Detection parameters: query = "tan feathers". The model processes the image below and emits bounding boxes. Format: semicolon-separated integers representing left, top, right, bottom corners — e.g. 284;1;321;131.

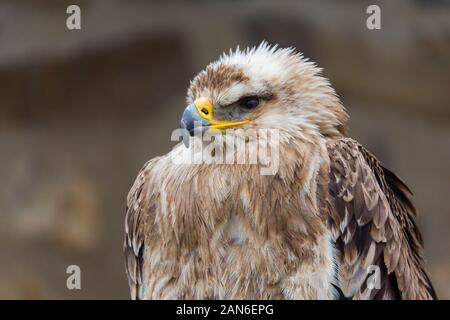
124;43;435;300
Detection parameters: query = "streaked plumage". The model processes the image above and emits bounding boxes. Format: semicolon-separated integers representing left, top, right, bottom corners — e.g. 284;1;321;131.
124;42;436;299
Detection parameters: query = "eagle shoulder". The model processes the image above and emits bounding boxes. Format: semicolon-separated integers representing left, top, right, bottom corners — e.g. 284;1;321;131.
326;137;436;299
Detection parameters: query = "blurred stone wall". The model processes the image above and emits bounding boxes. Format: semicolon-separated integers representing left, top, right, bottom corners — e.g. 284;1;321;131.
0;0;449;299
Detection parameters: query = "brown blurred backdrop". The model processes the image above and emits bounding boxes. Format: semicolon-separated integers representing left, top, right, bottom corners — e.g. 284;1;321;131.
0;0;449;299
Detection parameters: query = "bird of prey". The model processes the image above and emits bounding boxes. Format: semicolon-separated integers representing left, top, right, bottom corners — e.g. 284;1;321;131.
124;42;436;300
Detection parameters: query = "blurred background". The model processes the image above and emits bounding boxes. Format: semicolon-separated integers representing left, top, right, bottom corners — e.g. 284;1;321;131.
0;0;449;299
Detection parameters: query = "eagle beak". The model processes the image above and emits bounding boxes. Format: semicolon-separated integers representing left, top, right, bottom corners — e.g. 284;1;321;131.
180;103;210;136
180;97;251;138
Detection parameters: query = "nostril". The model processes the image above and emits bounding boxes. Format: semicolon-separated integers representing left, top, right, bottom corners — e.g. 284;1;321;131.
201;108;209;115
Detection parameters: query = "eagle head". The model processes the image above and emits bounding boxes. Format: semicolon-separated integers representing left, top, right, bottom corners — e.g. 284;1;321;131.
181;41;348;141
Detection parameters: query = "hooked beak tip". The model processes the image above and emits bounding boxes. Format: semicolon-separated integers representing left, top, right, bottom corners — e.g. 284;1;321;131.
180;104;208;137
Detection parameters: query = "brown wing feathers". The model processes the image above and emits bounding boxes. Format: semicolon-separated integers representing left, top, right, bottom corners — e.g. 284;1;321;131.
124;161;153;300
327;138;436;299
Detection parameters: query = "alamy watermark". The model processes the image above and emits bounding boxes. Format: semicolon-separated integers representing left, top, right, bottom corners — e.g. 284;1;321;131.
64;5;381;32
66;265;81;290
366;265;381;290
66;5;81;30
366;5;381;30
171;127;280;176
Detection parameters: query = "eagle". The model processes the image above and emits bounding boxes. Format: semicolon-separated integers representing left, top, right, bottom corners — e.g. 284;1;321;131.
124;42;436;300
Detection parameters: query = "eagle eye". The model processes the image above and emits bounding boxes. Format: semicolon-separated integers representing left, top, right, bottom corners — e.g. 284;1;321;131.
239;96;260;110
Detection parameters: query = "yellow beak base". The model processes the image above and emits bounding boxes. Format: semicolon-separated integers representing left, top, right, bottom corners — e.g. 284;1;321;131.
193;97;251;129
